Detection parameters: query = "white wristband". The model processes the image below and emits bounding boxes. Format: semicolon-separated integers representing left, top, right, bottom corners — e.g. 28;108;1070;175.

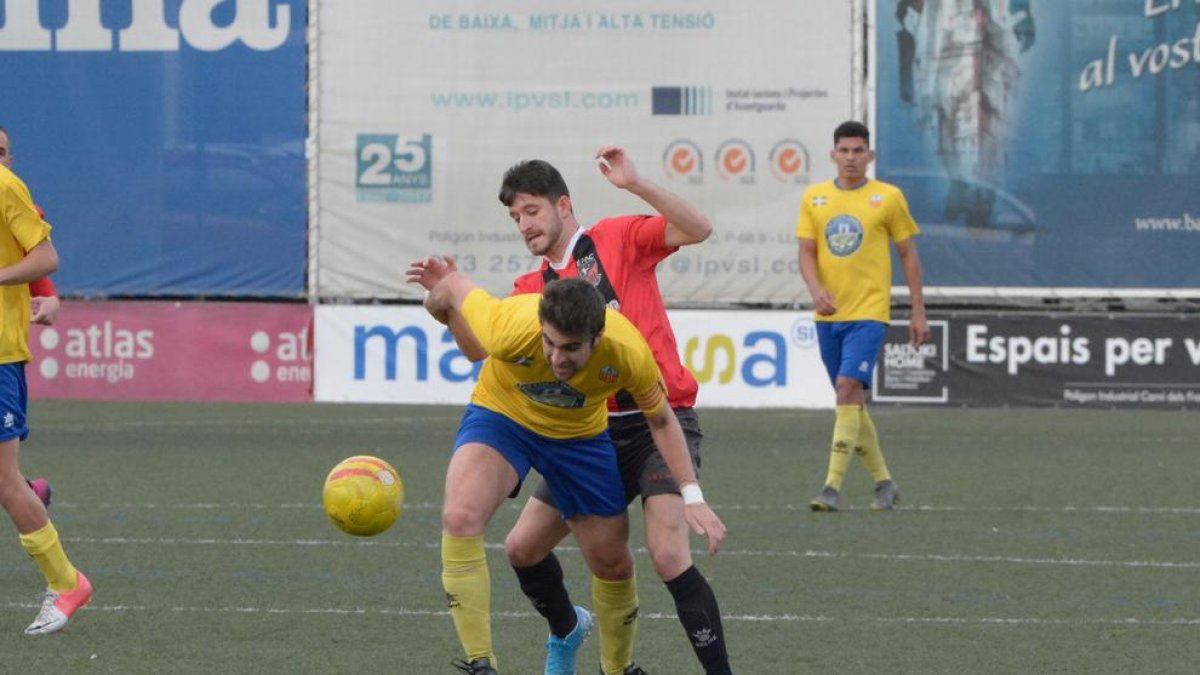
680;483;705;505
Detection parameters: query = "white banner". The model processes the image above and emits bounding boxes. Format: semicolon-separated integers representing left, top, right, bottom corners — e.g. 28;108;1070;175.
314;305;832;408
312;0;853;304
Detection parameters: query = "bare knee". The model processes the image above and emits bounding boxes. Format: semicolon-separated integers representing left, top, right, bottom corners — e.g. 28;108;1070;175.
588;550;634;581
441;504;488;538
504;527;554;567
834;378;865;405
647;539;692;581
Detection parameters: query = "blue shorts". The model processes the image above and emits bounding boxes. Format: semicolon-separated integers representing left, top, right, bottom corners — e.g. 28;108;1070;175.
0;363;30;442
453;404;624;519
816;321;887;387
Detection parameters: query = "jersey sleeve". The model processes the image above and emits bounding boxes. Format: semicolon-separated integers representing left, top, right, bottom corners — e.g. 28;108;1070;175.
887;188;920;243
461;288;532;361
3;178;52;252
601;215;673;270
29;276;57;297
794;188;817;240
616;323;669;417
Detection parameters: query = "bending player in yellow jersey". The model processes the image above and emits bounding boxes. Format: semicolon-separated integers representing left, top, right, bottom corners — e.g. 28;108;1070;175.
795;120;931;512
406;256;726;675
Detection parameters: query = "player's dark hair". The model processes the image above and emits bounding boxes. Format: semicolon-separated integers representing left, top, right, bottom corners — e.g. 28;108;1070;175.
833;120;870;146
539;278;606;340
498;159;570;206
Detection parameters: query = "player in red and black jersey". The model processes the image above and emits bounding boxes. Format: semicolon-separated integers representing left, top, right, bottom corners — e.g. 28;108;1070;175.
501;148;734;675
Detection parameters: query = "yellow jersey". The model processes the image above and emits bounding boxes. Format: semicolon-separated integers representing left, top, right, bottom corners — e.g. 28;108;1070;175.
795;178;918;323
461;288;667;439
1;166;52;364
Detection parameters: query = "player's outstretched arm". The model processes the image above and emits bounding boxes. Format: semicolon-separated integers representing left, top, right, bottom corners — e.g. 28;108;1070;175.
595;144;712;247
406;256;489;359
644;407;727;556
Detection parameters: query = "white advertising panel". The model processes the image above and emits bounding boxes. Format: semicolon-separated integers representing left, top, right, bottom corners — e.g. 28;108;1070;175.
313;1;853;304
314;305;832;408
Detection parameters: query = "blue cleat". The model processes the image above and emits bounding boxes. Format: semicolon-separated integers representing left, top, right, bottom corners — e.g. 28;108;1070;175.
545;605;594;675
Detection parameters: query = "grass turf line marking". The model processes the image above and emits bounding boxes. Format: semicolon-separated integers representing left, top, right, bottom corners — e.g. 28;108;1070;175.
4;601;1198;627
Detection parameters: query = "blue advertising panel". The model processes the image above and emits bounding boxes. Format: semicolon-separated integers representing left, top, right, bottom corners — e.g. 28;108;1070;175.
877;0;1200;289
1;0;306;297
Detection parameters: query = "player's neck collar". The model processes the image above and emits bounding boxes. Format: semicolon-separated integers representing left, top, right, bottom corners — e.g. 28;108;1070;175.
548;226;585;270
834;177;870;191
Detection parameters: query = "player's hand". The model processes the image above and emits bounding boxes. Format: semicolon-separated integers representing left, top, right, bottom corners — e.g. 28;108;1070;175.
684;503;727;556
594;145;639;190
30;295;61;325
811;288;837;316
405;255;458;291
909;311;931;346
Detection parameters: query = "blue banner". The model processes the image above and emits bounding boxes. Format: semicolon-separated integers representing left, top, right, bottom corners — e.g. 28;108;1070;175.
2;0;306;297
877;0;1200;289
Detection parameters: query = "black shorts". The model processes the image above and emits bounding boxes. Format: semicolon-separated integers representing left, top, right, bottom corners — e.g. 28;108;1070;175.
532;407;703;508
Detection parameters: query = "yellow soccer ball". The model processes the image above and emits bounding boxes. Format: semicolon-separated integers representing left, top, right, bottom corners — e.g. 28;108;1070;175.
322;455;404;536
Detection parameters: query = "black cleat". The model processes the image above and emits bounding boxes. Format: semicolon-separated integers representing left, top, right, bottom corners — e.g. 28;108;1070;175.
599;664;649;675
452;657;498;674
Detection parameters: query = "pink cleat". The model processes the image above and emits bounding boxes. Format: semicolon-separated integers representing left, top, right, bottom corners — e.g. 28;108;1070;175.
27;478;52;508
24;571;93;635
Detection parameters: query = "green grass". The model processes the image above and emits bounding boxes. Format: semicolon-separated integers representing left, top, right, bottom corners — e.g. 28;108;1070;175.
3;402;1198;674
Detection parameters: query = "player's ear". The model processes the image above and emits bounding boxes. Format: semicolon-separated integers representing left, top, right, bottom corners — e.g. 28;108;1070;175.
591;328;605;347
556;194;572;218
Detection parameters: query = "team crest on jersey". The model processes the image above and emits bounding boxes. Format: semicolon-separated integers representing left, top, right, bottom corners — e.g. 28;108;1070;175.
870;194;883;208
812;195;828;207
577;253;603;287
824;215;864;257
517;381;586;408
598;365;619;384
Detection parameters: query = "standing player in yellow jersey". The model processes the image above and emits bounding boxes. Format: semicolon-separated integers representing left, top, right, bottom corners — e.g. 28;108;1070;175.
0;163;93;634
2;124;59;508
406;258;726;675
795;120;931;512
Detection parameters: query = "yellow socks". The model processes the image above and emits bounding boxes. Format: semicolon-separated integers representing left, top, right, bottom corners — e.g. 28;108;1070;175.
593;575;638;675
824;404;861;490
856;408;892;483
19;522;78;592
441;533;494;666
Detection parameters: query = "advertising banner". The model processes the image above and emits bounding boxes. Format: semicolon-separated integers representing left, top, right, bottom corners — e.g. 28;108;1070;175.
313;0;853;304
29;301;313;402
873;313;1200;409
876;0;1200;289
4;0;308;297
314;305;833;408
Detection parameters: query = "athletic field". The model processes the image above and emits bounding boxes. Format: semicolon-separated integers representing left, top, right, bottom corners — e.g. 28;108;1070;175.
3;401;1197;674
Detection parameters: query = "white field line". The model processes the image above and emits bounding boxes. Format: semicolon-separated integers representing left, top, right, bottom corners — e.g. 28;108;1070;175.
40;416;464;432
59;501;1200;515
58;536;1200;570
2;600;1198;627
